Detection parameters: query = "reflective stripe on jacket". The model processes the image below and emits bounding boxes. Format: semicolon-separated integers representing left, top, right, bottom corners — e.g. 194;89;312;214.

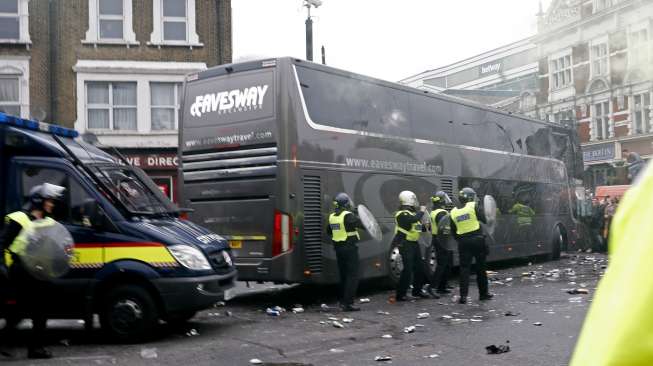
328;211;360;242
450;202;480;235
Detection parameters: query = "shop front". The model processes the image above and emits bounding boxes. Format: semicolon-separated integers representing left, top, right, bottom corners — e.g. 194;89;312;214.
121;149;179;203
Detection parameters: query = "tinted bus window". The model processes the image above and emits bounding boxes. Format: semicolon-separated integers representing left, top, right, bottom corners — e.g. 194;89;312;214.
296;66;412;138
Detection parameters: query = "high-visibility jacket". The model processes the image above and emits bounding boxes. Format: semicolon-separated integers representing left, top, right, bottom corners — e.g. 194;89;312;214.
394;210;422;242
450;202;480;235
328;211;360;242
9;217;57;257
3;211;33;266
570;163;653;366
430;208;447;235
509;203;535;226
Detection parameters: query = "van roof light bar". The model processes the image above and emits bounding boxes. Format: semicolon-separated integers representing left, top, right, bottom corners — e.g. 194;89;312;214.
0;112;79;138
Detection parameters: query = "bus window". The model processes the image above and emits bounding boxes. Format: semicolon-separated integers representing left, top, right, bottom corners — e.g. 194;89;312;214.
296;66;412;138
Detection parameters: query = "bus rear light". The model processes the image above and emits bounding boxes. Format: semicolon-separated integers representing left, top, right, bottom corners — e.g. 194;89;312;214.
273;210;293;257
304;270;311;276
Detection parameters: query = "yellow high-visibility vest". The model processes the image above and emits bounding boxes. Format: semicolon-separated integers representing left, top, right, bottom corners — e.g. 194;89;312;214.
328;211;360;242
430;208;447;235
4;211;33;266
394;210;422;242
509;203;535;226
570;164;653;365
450;202;480;235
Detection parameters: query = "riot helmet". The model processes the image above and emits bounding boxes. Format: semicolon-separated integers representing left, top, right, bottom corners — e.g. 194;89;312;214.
458;187;477;205
431;191;452;207
29;183;66;210
333;192;352;209
398;191;418;208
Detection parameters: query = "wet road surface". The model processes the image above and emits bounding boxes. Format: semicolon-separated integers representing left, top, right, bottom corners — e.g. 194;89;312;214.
2;253;606;365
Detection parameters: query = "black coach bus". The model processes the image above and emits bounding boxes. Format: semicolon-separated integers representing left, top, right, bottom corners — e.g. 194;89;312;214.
178;57;585;284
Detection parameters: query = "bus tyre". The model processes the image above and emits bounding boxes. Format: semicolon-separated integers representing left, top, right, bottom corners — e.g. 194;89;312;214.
100;285;158;343
164;311;197;327
549;226;564;261
386;241;403;287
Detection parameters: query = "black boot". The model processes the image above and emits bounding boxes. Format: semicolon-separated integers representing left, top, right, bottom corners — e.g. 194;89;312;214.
480;293;495;301
425;286;441;299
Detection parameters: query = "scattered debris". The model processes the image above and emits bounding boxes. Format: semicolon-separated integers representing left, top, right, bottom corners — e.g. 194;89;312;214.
266;308;281;316
533;322;543;326
470;318;483;322
486;342;511;354
140;348;158;359
569;297;583;303
512;319;524;324
441;315;453;320
292;307;305;314
425;354;439;359
359;298;371;303
375;355;392;362
417;312;430;319
59;339;70;346
186;328;199;337
505;277;514;282
342;318;354;323
567;288;589;295
225;311;233;317
332;321;345;328
504;311;519;317
381;334;393;339
330;348;344;353
404;326;416;333
249;359;263;365
321;304;330;311
377;311;390;315
327;317;338;321
319;321;327;325
214;301;226;307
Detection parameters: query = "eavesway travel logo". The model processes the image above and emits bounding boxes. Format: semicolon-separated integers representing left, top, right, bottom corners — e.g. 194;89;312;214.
190;85;269;117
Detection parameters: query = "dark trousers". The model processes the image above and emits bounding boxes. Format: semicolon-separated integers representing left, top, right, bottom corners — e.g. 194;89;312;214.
430;237;453;291
458;236;489;299
396;241;425;298
334;243;359;306
4;261;49;349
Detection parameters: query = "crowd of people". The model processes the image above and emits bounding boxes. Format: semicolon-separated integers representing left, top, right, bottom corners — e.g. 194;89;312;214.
588;195;620;252
327;187;492;311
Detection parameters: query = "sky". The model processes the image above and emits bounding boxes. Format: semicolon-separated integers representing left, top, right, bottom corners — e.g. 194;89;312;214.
232;0;553;82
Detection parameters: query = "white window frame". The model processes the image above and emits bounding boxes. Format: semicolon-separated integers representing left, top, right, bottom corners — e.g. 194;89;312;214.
86;81;138;131
592;100;611;141
149;0;202;47
590;37;610;78
84;0;138;46
0;57;29;118
74;60;206;148
628;22;650;71
149;82;181;131
549;51;573;90
0;0;30;44
593;0;613;13
631;92;651;135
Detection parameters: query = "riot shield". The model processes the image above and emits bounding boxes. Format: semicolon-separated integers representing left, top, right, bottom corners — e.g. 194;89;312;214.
18;220;74;281
357;204;383;242
483;195;498;235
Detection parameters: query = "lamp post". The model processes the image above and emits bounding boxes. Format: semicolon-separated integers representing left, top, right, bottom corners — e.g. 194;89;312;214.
304;0;322;61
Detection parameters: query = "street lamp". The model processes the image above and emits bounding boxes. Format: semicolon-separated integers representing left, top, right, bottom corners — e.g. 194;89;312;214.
304;0;322;61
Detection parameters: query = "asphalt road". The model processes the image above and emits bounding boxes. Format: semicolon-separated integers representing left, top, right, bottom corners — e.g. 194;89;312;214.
3;253;607;365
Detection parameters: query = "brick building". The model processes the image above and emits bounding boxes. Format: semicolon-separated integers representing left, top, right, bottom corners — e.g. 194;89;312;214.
0;0;232;201
527;0;653;188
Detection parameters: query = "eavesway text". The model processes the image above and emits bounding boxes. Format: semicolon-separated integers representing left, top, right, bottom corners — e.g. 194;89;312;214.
190;85;269;117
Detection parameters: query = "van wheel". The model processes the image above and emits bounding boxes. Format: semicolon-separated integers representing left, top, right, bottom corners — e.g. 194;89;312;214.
100;285;158;343
386;242;403;287
164;311;197;326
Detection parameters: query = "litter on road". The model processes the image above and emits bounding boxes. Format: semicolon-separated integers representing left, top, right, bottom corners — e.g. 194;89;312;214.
375;355;392;362
140;348;158;359
567;288;590;295
249;359;262;364
425;354;439;359
533;322;543;326
377;311;390;315
266;308;281;316
186;329;199;337
292;307;305;313
381;334;393;339
404;326;416;333
332;321;345;328
359;298;371;303
417;312;430;319
330;348;344;353
486;343;511;354
342;318;354;323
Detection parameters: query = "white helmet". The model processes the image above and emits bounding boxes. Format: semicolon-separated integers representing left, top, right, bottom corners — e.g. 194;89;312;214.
398;190;418;207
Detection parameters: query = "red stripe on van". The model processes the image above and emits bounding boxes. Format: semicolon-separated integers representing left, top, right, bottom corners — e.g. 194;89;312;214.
74;242;164;248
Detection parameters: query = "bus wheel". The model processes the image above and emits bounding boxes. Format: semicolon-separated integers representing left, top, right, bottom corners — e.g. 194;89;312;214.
100;284;158;343
549;226;565;261
386;242;404;287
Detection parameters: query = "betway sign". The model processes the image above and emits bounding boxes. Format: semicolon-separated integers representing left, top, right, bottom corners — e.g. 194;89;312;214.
479;61;502;75
190;85;269;118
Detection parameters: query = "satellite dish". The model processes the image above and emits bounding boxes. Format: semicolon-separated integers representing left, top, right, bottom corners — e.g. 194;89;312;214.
357;204;382;243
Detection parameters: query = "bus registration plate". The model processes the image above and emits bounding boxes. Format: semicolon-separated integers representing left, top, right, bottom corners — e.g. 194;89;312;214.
229;240;243;249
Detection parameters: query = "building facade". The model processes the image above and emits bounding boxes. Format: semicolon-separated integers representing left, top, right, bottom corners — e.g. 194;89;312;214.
531;0;653;188
0;0;232;202
402;0;653;189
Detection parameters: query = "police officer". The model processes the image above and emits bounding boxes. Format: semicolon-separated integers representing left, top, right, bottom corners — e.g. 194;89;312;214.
394;191;429;301
426;191;453;298
326;193;364;312
450;187;493;304
0;183;65;359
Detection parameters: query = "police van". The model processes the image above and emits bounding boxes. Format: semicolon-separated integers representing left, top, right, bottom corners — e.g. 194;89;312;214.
0;112;236;342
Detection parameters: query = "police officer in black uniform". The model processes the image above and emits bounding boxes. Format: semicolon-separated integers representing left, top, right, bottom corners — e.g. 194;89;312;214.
326;193;365;312
426;191;453;298
450;187;494;304
394;191;429;301
0;183;64;359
